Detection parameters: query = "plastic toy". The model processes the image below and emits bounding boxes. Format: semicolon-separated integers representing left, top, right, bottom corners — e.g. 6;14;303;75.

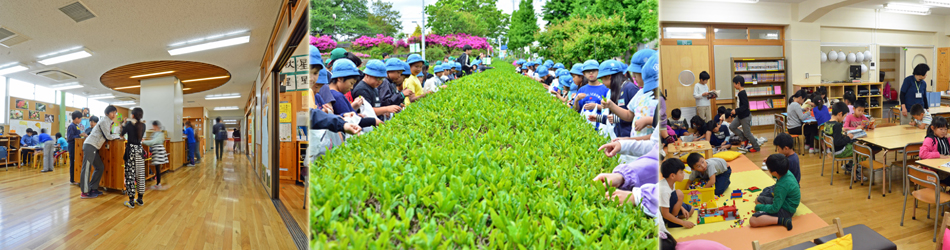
730;189;743;199
685;187;718;208
747;186;762;193
697;200;740;225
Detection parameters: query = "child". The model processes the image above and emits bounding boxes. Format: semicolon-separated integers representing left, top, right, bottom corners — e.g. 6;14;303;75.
685;116;706;142
704;120;731;153
184;121;197;167
19;129;35;166
143;120;170;190
38;128;54;173
786;90;818;153
693;71;712;121
750;154;800;231
824;102;854;158
843;100;874;131
424;65;445;93
910;103;933;130
120;108;146;208
404;54;428;102
80;105;120;199
329;59;365;115
592;146;661;209
812;93;831;126
84;117;98;136
660;158;695;229
772;133;801;183
685;153;732;196
668;108;688;136
919;117;950;187
730;75;760;152
843;92;856;115
67;111;82;184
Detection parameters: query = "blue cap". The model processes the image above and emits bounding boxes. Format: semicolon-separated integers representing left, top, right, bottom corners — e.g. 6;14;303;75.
454;62;461;71
537;66;549;77
316;68;329;84
330;59;359;80
553;63;564;69
434;65;443;73
363;59;387;78
517;59;525;65
628;49;657;73
543;60;553;68
522;64;528;70
525;61;534;67
570;63;584;75
385;58;404;72
596;60;625;78
555;69;570;77
642;54;659;93
310;45;323;68
582;60;599;71
402;61;411;75
559;74;573;89
406;54;424;65
417;72;424;77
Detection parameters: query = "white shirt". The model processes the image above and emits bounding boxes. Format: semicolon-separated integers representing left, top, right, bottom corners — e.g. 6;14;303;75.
658;178;673;208
693;83;710;107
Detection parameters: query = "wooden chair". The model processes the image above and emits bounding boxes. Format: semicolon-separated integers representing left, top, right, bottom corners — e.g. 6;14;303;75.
55;151;69;167
821;133;850;185
900;143;923;196
752;218;844;250
937;212;950;249
853;142;889;199
773;113;784;139
31;151;43;169
902;165;950;241
777;116;807;154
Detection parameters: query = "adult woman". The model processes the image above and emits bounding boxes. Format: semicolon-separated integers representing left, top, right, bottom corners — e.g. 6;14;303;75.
120;108;147;208
901;64;930;124
786;90;818;153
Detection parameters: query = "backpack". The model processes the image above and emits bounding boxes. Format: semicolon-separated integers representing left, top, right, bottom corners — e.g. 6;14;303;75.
883;81;895;101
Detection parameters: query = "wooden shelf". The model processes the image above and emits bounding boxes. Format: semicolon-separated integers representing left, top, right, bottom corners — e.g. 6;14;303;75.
735;70;785;73
747;94;786;98
751;107;786;111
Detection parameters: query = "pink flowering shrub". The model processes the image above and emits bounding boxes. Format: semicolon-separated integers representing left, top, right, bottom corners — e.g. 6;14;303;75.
352;34;395;49
310;35;337;51
406;33;492;50
395;39;408;48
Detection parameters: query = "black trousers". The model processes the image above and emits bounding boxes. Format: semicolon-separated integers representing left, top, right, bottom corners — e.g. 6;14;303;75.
215;140;224;159
68;143;75;183
788;123;818;148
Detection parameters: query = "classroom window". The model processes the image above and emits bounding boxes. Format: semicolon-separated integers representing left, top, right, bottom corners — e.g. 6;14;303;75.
89;99;107;118
73;95;87;109
9;79;34;100
0;77;5;124
750;29;780;40
663;27;706;39
34;85;54;104
714;28;747;39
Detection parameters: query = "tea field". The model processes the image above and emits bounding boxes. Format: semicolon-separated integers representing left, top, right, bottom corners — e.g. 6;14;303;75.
310;61;658;249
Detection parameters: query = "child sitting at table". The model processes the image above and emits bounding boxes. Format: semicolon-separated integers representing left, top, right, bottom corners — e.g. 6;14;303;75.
750;154;800;231
812;93;831;127
660;158;695;229
669;108;688;136
919;117;950;187
685;153;732;196
842;92;856;115
843;100;874;131
910;103;933;130
825;102;858;176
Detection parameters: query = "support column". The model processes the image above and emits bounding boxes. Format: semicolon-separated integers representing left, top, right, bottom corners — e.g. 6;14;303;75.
785;21;822;93
140;76;183;142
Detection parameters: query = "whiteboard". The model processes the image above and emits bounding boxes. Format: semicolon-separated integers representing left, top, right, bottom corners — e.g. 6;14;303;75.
10;119;51;135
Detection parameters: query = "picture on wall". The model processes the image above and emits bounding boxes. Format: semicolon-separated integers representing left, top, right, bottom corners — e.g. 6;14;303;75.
82;108;90;118
29;111;39;120
10;110;22;120
15;99;28;110
36;103;47;112
45;114;54;123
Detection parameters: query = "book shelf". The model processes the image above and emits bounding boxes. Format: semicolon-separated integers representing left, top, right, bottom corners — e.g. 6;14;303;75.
297;141;308;184
0;134;19;169
731;57;787;127
794;82;885;119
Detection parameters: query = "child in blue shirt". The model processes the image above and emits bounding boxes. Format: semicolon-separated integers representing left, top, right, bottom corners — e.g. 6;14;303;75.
56;132;67;151
184;121;197;166
812;93;831;126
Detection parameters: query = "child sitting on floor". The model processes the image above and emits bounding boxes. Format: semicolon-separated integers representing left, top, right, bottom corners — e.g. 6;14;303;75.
685;153;732;196
669;108;689;136
703;120;731;153
750;154;800;231
910;103;933;130
660;158;695;229
772;133;801;183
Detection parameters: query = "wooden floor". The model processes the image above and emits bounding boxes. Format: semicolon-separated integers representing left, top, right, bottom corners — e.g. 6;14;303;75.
745;127;938;249
0;147;297;249
279;180;306;229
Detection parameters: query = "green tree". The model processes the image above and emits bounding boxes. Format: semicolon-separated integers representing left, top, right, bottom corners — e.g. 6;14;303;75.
367;0;402;37
310;0;372;38
508;0;538;54
635;0;659;43
542;0;574;26
411;24;422;38
424;0;509;38
536;15;632;64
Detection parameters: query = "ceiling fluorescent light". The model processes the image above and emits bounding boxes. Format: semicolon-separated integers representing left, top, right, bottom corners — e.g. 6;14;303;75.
921;0;950;7
214;106;239;111
87;94;114;100
205;93;241;100
182;75;229;83
38;48;92;65
182;88;192;90
114;85;140;90
0;63;28;76
130;71;175;78
51;82;82;90
884;3;931;15
111;101;136;106
168;34;251;56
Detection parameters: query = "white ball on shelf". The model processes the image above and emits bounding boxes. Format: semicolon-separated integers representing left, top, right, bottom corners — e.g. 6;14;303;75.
837;51;846;62
861;63;868;73
864;50;873;61
821;51;827;62
855;52;864;62
847;52;856;63
828;50;838;61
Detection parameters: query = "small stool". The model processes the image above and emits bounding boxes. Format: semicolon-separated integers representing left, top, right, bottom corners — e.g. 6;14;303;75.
55;151;69;167
32;152;43;169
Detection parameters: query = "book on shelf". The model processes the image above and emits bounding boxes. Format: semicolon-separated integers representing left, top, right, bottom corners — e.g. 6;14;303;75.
734;60;784;72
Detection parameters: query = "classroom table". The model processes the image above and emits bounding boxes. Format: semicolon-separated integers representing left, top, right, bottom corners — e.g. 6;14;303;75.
890;106;950;123
855;125;928;194
17;147;39;168
915;158;950;173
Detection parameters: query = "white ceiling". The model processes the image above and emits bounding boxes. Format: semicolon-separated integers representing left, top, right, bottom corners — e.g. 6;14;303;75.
0;0;282;111
757;0;950;15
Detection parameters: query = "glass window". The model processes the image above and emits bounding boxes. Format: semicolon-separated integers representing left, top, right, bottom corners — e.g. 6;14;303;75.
750;29;780;40
0;77;5;124
89;99;107;118
9;79;34;99
34;85;54;104
715;28;747;39
73;95;87;109
663;27;706;39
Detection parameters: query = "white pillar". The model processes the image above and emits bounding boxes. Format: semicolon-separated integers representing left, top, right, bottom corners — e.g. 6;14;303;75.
140;76;184;142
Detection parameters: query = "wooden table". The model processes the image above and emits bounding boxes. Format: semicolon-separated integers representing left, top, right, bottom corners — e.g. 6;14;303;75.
666;141;714;159
916;158;950;173
929;106;950;117
853;125;927;194
17;147;38;168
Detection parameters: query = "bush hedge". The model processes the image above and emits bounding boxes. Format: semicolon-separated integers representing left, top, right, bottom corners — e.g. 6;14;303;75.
310;61;657;249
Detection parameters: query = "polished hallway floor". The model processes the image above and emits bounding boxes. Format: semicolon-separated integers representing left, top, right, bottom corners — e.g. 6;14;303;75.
0;149;297;249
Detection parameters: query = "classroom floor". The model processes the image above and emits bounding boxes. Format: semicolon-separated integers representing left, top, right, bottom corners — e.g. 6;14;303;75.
279;180;306;230
744;127;938;249
0;147;297;249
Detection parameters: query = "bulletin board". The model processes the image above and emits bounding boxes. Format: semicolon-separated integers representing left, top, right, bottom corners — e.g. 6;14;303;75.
10;119;52;135
279;55;309;92
10;99;60;134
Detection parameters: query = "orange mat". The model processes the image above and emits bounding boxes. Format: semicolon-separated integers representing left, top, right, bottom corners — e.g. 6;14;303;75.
675;213;829;250
729;155;763;173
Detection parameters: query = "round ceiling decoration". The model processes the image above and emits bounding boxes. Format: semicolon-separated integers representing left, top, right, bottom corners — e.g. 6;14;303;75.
100;60;231;95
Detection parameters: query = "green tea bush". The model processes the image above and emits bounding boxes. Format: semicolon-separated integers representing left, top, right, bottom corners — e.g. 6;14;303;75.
310;61;657;249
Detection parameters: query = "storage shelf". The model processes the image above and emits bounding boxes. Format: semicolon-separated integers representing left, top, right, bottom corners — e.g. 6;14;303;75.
735;70;785;73
751;107;786;111
747;94;786;98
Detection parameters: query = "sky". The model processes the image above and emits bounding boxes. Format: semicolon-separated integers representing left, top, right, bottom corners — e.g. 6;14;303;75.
379;0;548;38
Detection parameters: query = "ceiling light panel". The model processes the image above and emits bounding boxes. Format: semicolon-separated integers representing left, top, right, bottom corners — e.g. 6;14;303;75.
168;31;251;56
884;3;931;15
38;47;92;65
130;71;175;78
205;93;241;100
182;75;229;83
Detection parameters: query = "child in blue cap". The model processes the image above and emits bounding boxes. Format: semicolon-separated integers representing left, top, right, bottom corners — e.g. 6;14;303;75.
308;46;360;142
352;59;401;120
425;65;447;93
404;54;428;103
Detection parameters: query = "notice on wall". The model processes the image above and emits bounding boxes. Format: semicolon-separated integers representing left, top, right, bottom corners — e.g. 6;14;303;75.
10;119;51;135
279;123;292;142
279;102;292;123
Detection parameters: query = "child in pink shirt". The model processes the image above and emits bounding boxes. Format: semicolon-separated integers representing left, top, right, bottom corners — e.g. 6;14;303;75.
843;101;872;130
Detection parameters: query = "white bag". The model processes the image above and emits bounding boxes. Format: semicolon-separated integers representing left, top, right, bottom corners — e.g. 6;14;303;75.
357;99;377;134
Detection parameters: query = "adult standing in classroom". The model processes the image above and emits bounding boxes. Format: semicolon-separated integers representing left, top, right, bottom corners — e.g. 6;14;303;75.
901;64;930;125
213;117;226;161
